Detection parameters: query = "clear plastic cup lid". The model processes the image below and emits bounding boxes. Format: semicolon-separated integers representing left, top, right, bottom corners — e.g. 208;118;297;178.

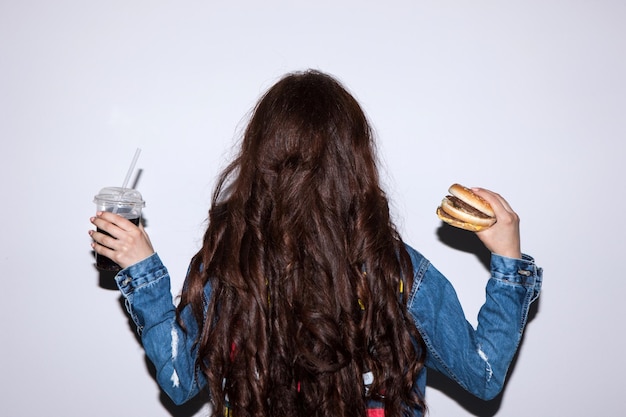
94;187;145;206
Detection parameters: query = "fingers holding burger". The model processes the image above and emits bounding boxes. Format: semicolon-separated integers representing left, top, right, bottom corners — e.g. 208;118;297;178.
436;184;522;259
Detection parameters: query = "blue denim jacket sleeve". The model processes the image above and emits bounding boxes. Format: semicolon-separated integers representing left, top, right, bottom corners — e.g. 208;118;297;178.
405;244;542;401
115;253;208;405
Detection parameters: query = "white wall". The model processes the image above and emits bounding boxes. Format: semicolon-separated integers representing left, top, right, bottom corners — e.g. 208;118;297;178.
2;1;625;416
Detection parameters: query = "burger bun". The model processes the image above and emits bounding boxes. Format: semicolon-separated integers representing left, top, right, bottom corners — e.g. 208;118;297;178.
436;184;496;232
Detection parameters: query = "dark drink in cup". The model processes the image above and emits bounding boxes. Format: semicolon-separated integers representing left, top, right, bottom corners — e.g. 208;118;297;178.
93;187;145;271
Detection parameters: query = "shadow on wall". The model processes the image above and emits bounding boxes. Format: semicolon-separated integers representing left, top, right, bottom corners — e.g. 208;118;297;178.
431;224;541;416
91;212;209;417
436;224;491;270
116;296;210;417
426;367;503;416
425;313;538;417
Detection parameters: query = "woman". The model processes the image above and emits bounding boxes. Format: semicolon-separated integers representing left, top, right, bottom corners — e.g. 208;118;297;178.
90;70;542;417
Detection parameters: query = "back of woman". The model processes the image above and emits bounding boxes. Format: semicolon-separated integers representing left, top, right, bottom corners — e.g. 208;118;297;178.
90;69;542;417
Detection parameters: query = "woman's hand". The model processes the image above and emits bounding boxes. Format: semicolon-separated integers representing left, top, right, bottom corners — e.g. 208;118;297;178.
89;211;155;269
471;187;522;259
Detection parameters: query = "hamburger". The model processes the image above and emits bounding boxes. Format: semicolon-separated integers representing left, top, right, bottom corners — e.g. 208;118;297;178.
436;184;496;232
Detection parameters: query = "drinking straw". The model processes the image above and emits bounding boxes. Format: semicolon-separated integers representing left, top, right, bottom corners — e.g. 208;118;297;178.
112;148;141;215
122;148;142;190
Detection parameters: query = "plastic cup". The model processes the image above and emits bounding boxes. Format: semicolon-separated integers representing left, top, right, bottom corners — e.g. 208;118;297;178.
93;187;145;271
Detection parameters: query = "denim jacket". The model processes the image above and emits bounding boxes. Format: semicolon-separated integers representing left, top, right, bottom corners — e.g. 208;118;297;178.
115;244;542;416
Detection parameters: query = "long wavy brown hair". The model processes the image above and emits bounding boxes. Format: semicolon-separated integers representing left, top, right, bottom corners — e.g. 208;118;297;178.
178;70;426;417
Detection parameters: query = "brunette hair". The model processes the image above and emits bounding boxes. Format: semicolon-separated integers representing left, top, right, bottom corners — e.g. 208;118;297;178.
179;70;426;416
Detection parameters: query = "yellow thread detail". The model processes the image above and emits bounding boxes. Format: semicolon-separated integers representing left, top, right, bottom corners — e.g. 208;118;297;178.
399;279;404;294
358;298;365;310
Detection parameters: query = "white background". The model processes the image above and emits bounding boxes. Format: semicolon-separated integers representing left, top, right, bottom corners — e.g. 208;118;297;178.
1;1;625;416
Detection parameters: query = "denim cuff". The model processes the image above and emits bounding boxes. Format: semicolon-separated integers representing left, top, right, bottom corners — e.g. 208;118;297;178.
115;252;167;297
490;253;543;288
